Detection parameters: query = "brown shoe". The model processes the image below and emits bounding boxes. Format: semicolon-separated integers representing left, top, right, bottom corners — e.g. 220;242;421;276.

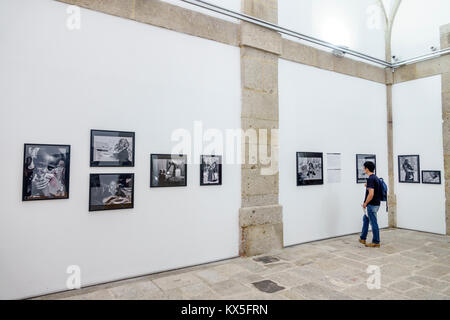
359;239;366;244
365;243;380;248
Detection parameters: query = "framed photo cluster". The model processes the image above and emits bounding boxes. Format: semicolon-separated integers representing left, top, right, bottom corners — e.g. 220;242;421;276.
21;140;443;210
397;154;441;185
22;130;224;210
89;130;136;212
295;152;379;186
295;152;378;186
292;152;443;187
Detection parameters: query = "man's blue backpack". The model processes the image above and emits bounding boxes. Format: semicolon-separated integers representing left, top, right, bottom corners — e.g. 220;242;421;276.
379;177;388;211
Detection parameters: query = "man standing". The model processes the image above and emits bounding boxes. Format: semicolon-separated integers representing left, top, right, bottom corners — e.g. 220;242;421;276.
359;161;381;248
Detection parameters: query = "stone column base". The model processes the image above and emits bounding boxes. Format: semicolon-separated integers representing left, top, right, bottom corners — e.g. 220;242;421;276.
239;204;283;256
387;193;397;228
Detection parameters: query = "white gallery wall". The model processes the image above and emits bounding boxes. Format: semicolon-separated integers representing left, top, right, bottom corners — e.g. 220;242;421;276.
392;75;446;234
0;0;241;299
279;60;389;246
278;0;386;61
391;0;450;60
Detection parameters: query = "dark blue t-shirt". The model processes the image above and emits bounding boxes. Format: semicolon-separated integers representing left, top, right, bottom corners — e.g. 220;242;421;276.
365;174;381;206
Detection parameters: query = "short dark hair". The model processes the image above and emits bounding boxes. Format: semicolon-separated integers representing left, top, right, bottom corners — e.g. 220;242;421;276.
364;161;375;173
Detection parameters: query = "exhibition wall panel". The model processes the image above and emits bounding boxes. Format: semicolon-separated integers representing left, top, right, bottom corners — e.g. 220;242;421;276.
279;59;389;246
392;75;446;234
0;0;241;299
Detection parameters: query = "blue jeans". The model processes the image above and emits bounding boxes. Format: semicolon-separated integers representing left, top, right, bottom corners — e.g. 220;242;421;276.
360;205;380;244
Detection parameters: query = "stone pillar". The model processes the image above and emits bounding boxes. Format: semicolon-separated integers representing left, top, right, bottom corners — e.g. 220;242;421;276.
385;37;397;228
440;23;450;235
239;0;283;256
386;76;397;228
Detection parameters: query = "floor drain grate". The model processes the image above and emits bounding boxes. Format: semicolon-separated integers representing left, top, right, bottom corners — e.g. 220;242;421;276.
252;280;285;293
253;256;280;264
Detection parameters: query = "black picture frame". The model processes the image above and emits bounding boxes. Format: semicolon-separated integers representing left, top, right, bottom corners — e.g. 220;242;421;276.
90;129;135;167
421;170;441;184
356;154;377;183
22;144;71;201
200;155;222;186
398;155;420;183
296;152;324;186
89;173;134;212
150;154;187;188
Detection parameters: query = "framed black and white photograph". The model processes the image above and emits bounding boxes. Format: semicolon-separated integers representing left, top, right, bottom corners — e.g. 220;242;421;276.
356;154;376;183
22;144;71;201
200;155;222;186
422;170;441;184
89;173;134;211
150;154;187;187
398;155;420;183
296;152;323;186
90;130;135;167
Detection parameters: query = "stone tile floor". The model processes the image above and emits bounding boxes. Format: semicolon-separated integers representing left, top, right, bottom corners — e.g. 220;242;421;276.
35;229;450;300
